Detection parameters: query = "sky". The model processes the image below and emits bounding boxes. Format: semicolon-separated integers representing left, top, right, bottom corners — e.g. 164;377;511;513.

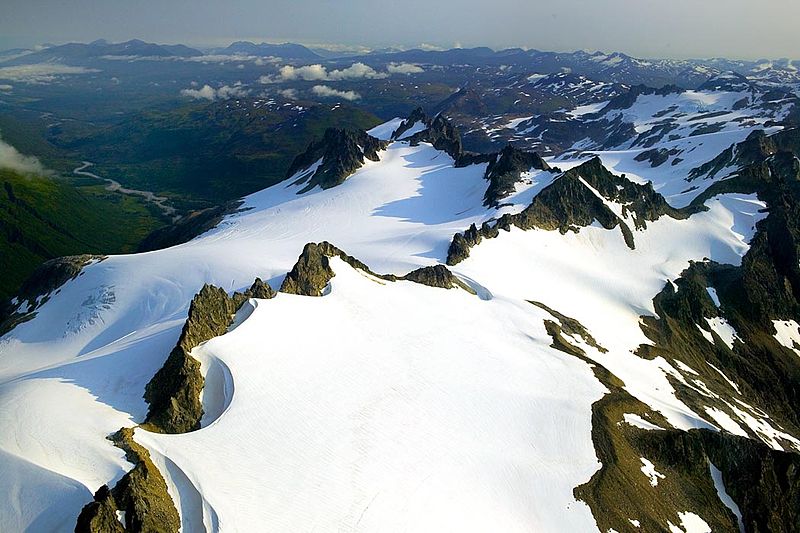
1;0;799;60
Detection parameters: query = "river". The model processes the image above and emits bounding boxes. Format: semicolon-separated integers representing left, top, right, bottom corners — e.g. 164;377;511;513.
73;162;179;221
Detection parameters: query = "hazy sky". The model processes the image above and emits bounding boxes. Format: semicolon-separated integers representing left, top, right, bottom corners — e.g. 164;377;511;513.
2;0;799;60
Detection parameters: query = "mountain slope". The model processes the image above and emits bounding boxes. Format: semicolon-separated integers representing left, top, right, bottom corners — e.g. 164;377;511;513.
1;113;800;532
0;167;163;300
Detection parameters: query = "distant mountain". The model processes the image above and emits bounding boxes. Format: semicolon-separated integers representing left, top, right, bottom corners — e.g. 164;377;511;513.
355;46;800;90
217;41;321;60
0;39;203;65
430;69;799;156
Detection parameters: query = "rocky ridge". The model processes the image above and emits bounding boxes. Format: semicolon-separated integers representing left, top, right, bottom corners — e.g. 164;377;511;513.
447;156;688;264
286;128;388;193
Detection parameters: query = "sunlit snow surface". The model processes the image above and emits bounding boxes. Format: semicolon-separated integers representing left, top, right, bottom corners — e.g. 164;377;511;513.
0;112;792;531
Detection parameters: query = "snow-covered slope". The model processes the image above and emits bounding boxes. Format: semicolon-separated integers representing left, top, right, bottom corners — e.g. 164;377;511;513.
2;113;800;532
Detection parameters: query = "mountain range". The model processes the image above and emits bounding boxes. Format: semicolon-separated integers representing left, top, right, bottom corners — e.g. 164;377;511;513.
3;65;800;530
1;36;800;532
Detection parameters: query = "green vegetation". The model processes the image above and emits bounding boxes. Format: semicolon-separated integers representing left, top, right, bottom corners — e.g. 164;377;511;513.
0;167;164;300
51;100;382;209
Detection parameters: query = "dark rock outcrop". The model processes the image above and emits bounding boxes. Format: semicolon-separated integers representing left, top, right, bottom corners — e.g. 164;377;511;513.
286;128;388;193
531;300;607;355
641;429;800;533
75;485;125;533
446;222;497;265
144;278;275;433
391;107;429;140
634;147;681;168
577;372;800;533
639;152;800;438
1;254;104;335
76;428;180;533
688;128;800;182
401;264;473;292
406;114;465;161
483;144;552;206
447;157;687;264
279;242;338;296
280;241;476;295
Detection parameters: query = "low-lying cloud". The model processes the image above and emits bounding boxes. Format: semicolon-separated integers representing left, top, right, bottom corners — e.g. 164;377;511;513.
180;83;250;101
387;62;424;74
0;63;99;84
0;135;48;175
265;62;389;83
185;54;280;65
311;85;361;101
278;88;298;99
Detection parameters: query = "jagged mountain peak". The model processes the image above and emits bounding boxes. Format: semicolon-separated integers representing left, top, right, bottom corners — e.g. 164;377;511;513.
390;106;431;140
285;127;389;193
483;144;552;207
698;70;754;92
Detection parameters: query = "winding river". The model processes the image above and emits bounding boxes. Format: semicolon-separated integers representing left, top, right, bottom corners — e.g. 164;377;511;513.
73;161;179;220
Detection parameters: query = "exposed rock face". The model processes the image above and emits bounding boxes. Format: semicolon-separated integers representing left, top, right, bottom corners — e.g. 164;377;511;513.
75;485;125;533
447;157;686;264
280;241;475;295
531;300;607;355
585;131;800;532
399;111;494;167
407;114;465;161
689;128;800;181
144;278;275;433
401;264;472;292
391;107;429;140
76;428;180;533
286;128;388;193
247;277;277;300
532;296;800;532
483;144;552;207
1;254;104;335
446;222;497;265
634;147;681;168
279;242;337;296
577;374;800;533
644;429;800;533
637;262;800;436
687;135;800;323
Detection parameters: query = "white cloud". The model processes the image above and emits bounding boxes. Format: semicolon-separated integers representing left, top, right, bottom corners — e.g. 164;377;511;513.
311;85;361;101
181;84;217;100
187;54;279;64
387;62;424;74
0;135;48;175
278;88;298;99
418;43;445;52
328;62;387;80
275;62;388;82
180;83;249;101
279;64;329;81
0;84;12;91
216;84;249;99
0;64;99;84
